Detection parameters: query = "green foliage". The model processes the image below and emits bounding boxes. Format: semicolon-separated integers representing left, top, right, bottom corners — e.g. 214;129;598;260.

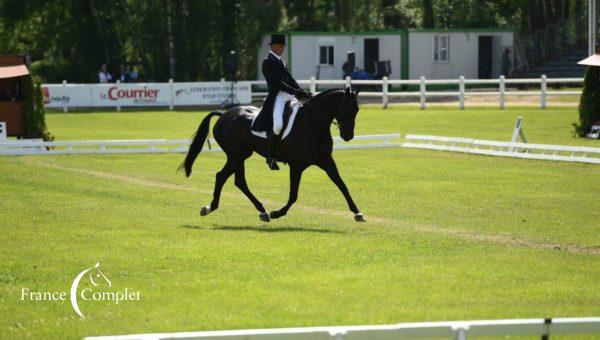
23;76;53;140
574;66;600;137
0;0;587;82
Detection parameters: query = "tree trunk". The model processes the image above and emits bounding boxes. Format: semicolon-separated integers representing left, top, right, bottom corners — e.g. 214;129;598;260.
545;0;556;25
423;0;434;28
166;0;176;80
89;0;111;64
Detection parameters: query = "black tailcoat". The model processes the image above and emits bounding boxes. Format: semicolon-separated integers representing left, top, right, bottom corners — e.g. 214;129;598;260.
251;52;302;132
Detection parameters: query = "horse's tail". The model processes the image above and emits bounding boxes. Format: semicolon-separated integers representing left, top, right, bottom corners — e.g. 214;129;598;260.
178;111;222;177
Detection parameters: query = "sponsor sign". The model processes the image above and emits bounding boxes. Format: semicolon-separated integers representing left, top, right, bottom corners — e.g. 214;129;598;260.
42;85;92;108
173;81;252;105
93;83;171;107
41;81;253;108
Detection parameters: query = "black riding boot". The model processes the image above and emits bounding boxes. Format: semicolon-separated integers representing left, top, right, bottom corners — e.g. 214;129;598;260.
266;131;281;171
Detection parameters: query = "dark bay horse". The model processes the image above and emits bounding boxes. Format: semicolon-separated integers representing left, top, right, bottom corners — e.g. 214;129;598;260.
180;87;365;223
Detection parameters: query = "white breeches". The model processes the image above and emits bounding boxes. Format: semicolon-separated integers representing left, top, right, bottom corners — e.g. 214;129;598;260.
273;91;295;135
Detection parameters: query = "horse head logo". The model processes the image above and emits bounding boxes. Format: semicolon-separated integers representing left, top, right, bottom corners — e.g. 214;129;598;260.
70;263;111;318
175;89;190;97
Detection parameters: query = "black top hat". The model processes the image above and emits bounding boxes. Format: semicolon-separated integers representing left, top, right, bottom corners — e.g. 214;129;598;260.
269;34;286;45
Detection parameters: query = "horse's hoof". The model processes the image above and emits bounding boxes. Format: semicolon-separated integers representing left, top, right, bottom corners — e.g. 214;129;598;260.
200;205;212;216
354;213;366;222
269;210;283;219
259;212;270;222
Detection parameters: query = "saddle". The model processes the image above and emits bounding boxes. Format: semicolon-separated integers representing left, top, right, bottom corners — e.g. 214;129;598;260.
250;100;301;140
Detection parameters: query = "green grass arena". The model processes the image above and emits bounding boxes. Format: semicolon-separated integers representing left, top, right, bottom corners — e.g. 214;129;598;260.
1;106;599;339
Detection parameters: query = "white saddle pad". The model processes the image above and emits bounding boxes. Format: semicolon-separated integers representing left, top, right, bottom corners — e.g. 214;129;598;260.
248;101;301;140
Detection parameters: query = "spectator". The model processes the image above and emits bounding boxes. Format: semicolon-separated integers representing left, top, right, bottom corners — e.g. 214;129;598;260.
118;64;129;83
99;64;112;83
128;65;138;83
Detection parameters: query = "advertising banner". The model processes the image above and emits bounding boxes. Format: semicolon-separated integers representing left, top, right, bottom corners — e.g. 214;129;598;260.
41;81;254;109
92;83;171;107
42;85;92;108
173;81;252;106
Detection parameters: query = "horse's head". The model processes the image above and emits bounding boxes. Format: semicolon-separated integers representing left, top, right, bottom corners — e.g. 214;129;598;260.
336;87;360;141
89;262;111;287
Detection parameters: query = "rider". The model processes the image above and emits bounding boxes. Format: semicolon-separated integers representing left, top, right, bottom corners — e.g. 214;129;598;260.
251;34;312;170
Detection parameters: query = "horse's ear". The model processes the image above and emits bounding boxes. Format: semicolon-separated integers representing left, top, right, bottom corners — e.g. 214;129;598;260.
345;87;351;95
354;88;360;96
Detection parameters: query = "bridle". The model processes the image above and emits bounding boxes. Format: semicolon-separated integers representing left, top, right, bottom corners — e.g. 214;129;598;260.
334;95;357;132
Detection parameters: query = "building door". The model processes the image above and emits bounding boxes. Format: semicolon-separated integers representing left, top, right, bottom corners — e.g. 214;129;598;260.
364;38;379;74
478;36;493;79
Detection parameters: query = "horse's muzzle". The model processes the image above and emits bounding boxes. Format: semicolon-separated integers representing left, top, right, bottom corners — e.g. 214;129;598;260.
341;133;353;142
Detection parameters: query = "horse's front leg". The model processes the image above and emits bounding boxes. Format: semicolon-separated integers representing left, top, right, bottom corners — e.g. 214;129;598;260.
318;156;365;222
269;164;305;219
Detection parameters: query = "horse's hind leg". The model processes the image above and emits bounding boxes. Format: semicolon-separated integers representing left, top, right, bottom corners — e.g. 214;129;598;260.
201;159;236;216
234;162;270;222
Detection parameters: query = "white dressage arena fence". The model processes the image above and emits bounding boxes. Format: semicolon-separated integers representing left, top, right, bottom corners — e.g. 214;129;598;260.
43;76;582;111
0;134;401;156
84;317;600;340
2;133;599;165
251;75;582;109
403;134;600;164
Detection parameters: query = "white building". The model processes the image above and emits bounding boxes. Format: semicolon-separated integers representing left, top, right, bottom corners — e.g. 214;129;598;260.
257;29;514;80
407;29;514;79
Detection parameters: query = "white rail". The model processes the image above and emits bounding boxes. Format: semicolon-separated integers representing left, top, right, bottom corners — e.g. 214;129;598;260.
250;75;583;109
403;134;600;164
0;134;401;156
3;134;597;165
84;317;600;340
44;76;582;112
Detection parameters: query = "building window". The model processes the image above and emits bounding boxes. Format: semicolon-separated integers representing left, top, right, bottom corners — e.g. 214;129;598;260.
319;45;334;65
434;35;450;63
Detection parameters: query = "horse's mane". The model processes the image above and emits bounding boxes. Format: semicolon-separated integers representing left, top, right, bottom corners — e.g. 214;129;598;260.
311;88;344;102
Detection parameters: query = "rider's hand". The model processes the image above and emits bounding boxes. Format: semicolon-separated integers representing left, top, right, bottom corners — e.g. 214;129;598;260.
295;89;311;101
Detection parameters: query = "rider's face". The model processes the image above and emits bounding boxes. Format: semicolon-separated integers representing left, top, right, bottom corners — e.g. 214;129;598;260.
270;44;285;56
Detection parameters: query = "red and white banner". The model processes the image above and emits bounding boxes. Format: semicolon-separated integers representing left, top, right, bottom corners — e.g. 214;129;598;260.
93;83;171;107
42;81;253;109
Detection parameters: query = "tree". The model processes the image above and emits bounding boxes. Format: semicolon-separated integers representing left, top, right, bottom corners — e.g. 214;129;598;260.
23;77;53;141
574;66;600;137
422;0;434;28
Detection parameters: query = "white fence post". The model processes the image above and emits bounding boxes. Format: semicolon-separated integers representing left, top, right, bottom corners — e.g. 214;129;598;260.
382;76;388;109
116;80;121;112
169;78;174;110
419;76;426;109
499;75;506;109
310;76;316;93
541;74;547;109
345;76;351;89
62;80;68;113
459;76;465;109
